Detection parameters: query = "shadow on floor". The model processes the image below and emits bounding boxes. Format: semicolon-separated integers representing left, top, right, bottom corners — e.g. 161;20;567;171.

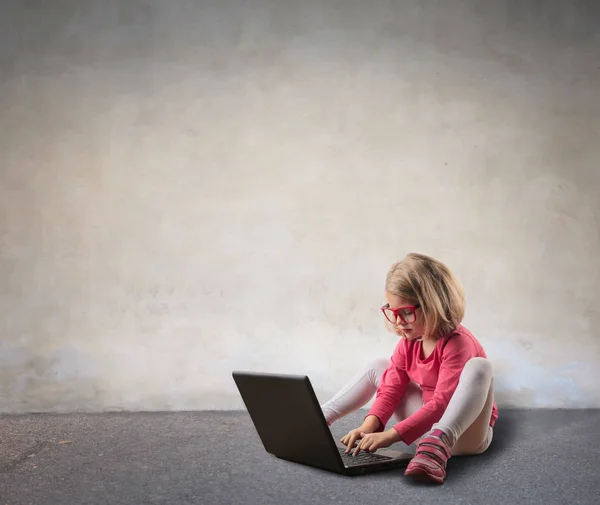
443;410;519;481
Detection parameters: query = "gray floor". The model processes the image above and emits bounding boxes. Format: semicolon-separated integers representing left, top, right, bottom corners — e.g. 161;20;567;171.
1;409;599;505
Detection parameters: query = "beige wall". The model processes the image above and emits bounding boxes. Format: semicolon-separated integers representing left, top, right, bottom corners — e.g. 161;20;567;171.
1;0;599;413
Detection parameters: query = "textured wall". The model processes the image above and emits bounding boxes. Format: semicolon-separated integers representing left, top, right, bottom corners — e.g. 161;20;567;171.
1;0;599;413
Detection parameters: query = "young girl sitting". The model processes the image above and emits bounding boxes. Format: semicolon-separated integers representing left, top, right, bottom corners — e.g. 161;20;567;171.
321;253;498;484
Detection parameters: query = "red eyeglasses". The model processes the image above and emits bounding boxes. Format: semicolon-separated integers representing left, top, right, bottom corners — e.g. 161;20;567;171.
381;303;421;325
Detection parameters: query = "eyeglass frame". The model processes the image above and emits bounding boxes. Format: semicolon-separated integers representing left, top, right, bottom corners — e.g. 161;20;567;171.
381;303;421;325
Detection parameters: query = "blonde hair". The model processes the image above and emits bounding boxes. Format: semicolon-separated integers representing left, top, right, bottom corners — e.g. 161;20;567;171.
385;253;465;338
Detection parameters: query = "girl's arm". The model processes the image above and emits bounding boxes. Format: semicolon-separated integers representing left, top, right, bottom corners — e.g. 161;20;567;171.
365;344;410;431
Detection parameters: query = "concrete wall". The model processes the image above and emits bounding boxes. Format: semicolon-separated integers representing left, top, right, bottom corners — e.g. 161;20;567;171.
1;0;599;414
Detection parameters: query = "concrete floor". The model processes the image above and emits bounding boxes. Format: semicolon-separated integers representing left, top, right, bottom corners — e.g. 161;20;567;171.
1;409;599;505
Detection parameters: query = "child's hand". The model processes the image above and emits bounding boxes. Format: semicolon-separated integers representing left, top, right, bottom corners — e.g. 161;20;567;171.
340;427;368;453
340;416;382;453
352;429;401;456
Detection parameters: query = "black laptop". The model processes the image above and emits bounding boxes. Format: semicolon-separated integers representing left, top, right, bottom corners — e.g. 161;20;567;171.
232;371;413;476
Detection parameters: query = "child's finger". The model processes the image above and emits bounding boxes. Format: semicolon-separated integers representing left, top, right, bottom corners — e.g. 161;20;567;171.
346;434;357;453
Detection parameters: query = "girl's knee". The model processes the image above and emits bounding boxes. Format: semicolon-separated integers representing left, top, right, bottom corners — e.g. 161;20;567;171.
364;358;390;386
366;357;390;375
461;357;493;383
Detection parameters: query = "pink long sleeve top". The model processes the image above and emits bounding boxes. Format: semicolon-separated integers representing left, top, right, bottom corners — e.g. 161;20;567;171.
367;324;499;445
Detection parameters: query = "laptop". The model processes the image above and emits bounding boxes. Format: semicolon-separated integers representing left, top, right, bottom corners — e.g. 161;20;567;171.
232;371;413;476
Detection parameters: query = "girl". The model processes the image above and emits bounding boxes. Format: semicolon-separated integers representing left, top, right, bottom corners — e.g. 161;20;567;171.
321;253;498;484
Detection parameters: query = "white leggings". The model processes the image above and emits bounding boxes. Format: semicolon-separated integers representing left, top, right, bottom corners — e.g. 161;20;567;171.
321;357;495;456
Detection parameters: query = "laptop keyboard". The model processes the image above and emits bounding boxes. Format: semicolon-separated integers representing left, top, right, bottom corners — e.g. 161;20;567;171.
338;447;392;466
